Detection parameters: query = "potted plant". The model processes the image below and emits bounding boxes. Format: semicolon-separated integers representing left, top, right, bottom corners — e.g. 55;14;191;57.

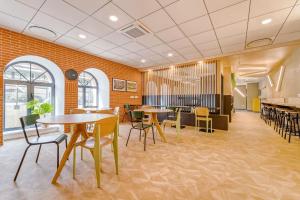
27;99;54;127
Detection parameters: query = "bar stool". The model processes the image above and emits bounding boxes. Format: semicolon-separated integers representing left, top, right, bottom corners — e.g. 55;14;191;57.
284;110;300;143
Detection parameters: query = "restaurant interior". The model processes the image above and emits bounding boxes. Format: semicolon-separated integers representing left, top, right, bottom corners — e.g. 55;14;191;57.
1;0;300;199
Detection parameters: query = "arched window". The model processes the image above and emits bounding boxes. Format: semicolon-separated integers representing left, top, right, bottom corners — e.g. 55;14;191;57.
4;62;55;131
78;71;98;108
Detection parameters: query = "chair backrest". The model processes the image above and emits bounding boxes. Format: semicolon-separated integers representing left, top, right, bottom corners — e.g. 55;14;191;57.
19;114;40;144
70;108;87;114
194;107;209;117
129;110;144;125
124;104;131;111
94;116;118;137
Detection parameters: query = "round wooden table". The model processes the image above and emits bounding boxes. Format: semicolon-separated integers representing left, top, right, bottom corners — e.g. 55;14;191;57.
134;108;172;143
37;113;114;184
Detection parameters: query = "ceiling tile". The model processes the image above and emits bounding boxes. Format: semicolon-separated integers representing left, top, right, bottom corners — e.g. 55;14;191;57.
274;31;300;44
179;15;212;36
93;3;134;29
140;9;175;32
123;53;142;60
210;0;249;28
136;34;163;47
63;0;109;15
113;0;161;19
103;31;132;45
80;44;105;55
195;40;220;51
169;55;185;63
136;49;157;57
250;0;296;18
109;47;131;56
205;0;246;13
215;20;247;39
99;51;119;59
221;42;244;53
280;5;300;34
247;8;291;42
151;44;172;54
0;12;28;32
165;0;207;24
122;42;146;51
202;48;222;57
157;0;178;7
41;0;87;25
65;27;98;44
157;26;184;42
183;52;201;60
92;39;117;50
218;34;246;46
30;12;73;35
159;51;179;57
177;46;198;54
16;0;45;9
189;30;217;44
77;17;113;37
0;0;36;21
168;37;192;49
56;35;86;49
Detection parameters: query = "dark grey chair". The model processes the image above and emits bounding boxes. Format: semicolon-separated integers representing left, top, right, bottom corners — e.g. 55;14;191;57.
14;114;68;181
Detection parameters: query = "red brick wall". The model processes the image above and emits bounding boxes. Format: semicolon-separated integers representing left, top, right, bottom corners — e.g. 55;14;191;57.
0;28;142;145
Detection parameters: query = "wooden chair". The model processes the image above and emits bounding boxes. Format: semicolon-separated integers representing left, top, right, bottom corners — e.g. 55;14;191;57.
14;114;68;181
73;115;119;188
162;108;181;138
126;111;155;151
194;107;212;133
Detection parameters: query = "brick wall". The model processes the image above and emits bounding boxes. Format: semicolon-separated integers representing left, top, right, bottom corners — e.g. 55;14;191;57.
0;28;142;145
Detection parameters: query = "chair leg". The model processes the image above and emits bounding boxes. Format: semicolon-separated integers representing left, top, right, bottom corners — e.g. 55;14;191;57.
152;126;155;144
126;128;133;146
144;130;147;151
113;138;119;175
36;144;42;163
139;129;142;141
56;143;60;169
14;145;31;181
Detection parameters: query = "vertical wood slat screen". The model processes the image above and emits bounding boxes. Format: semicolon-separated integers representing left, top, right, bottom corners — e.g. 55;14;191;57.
142;61;218;112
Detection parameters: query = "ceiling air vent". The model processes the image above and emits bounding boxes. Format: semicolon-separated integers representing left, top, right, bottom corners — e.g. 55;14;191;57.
118;22;151;39
246;38;272;48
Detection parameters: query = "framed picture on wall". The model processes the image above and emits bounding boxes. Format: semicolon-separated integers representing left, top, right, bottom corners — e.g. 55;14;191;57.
113;78;126;91
126;80;137;92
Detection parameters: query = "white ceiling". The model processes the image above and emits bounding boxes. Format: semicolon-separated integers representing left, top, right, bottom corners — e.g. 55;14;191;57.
0;0;300;68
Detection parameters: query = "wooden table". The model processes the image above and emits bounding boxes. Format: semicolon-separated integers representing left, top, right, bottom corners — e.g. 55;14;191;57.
134;108;172;143
37;113;114;184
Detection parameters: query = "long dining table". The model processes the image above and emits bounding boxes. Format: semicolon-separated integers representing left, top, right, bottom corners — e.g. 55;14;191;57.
37;113;115;184
134;108;172;143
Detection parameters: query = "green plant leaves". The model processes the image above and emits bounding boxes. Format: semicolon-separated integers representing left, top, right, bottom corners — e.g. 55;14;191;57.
26;99;54;116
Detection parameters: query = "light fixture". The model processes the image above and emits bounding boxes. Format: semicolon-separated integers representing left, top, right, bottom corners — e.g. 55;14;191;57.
78;34;87;39
167;53;173;57
261;18;272;25
267;75;273;87
170;65;175;70
234;87;246;98
238;66;267;71
109;15;118;22
276;65;285;92
141;59;146;63
197;60;203;64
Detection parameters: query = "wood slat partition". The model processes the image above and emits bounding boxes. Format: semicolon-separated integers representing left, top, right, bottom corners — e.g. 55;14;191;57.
142;61;218;112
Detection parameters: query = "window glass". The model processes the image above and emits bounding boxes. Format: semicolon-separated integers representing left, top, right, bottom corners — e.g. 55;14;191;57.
78;71;98;108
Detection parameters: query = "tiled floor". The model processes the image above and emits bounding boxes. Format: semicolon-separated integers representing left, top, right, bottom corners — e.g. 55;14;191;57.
1;112;300;200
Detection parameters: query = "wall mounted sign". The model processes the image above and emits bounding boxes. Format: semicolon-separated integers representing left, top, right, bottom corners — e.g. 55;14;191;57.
112;78;126;91
126;80;137;92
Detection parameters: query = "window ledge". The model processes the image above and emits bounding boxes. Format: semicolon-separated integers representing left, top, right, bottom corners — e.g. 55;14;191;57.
3;125;62;141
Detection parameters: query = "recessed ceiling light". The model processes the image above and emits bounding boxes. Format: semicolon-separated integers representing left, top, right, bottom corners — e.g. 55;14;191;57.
167;53;173;57
78;34;87;39
28;25;57;38
109;15;118;22
141;59;146;63
261;18;272;25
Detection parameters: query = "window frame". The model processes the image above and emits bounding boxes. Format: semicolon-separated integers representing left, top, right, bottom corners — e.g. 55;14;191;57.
78;71;98;108
3;61;55;131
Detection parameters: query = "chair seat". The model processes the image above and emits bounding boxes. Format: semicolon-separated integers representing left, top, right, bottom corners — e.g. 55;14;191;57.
133;123;152;129
163;119;176;125
29;133;67;144
196;117;212;121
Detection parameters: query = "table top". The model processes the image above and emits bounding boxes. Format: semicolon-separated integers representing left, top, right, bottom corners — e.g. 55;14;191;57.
37;113;114;125
80;107;112;111
261;102;300;108
134;108;173;113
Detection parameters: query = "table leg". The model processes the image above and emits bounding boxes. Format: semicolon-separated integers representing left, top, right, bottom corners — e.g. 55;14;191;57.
151;113;167;143
51;124;83;184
